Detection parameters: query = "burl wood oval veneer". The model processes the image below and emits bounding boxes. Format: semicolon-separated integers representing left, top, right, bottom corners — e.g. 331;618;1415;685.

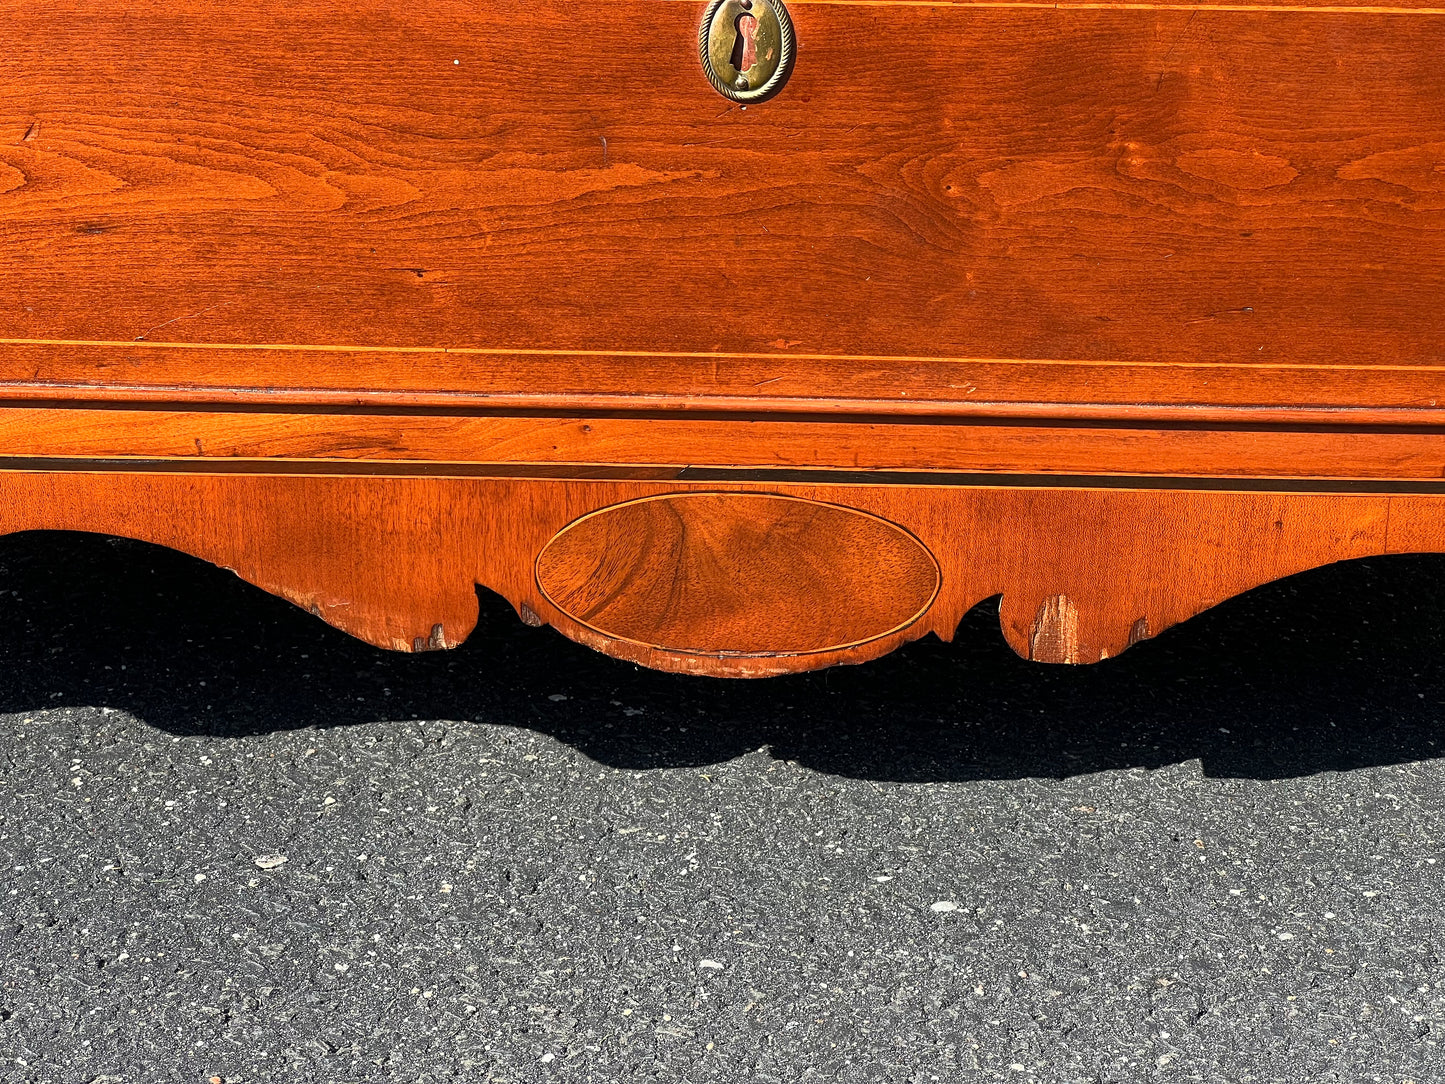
535;494;940;661
2;0;1445;676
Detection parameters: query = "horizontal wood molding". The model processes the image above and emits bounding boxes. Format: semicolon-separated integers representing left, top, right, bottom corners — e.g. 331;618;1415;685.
0;407;1443;481
0;342;1442;426
9;458;1445;494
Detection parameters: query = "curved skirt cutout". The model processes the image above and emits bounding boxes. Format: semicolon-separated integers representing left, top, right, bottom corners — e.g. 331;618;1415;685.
0;470;1441;676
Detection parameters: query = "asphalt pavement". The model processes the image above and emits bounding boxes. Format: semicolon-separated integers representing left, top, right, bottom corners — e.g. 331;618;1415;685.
1;531;1444;1083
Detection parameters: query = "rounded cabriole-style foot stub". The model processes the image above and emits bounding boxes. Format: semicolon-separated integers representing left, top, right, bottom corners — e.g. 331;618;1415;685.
534;492;941;666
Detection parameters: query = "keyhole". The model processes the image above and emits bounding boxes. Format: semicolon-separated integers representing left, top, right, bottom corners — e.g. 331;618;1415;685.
702;0;792;101
730;8;760;75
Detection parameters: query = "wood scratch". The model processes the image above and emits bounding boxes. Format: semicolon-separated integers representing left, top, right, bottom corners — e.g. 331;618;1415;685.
1163;9;1199;62
133;302;235;342
1186;305;1254;324
1156;9;1198;89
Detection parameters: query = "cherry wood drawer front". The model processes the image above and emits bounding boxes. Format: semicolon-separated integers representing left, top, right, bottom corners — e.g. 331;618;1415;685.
2;0;1445;417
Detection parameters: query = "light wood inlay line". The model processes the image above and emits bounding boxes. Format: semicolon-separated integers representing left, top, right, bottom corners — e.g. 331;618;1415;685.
657;0;1445;13
5;339;1445;376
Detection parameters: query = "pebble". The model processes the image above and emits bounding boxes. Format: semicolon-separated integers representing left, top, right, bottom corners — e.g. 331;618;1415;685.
254;854;288;870
699;959;724;970
930;901;959;913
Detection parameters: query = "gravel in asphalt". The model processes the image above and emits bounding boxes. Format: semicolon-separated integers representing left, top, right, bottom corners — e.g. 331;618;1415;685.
0;532;1443;1083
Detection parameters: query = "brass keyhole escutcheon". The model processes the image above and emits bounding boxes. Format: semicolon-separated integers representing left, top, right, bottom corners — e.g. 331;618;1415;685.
699;0;795;104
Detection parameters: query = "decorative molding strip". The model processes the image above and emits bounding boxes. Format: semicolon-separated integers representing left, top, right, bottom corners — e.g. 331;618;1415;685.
7;457;1445;493
3;337;1443;374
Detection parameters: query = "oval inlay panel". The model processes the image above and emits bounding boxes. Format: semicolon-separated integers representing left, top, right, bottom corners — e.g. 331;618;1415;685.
535;493;940;657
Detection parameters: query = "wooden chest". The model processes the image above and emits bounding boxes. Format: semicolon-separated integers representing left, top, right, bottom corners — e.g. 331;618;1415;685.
3;0;1444;675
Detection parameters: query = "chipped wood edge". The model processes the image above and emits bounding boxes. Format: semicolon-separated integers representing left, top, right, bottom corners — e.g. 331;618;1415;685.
0;469;1434;676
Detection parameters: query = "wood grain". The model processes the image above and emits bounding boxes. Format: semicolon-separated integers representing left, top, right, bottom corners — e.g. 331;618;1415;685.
1;1;1442;676
0;467;1433;675
1;407;1445;480
535;493;940;656
3;342;1445;426
3;1;1445;418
